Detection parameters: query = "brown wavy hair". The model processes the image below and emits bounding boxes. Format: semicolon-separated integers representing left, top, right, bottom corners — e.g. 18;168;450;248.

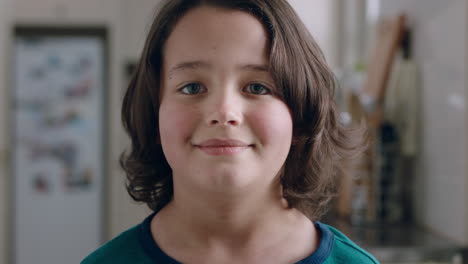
121;0;365;220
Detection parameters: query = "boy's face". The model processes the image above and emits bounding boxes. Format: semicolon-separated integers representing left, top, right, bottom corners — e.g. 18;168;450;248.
159;6;293;194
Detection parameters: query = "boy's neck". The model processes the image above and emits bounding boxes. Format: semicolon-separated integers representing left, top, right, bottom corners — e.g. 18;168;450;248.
150;181;318;263
170;186;289;241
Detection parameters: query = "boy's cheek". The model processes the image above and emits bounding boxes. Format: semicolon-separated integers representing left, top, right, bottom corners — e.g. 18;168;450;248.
159;101;201;142
249;104;293;146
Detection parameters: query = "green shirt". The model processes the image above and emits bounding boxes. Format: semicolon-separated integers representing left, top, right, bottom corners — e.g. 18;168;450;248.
82;213;379;264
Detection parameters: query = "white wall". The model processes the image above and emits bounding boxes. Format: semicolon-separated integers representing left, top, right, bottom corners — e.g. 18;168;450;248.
288;0;339;68
121;0;159;61
0;0;9;263
380;0;468;245
339;0;367;68
0;0;12;263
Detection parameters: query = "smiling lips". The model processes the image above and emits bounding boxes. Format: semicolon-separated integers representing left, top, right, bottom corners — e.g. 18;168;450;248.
195;139;252;156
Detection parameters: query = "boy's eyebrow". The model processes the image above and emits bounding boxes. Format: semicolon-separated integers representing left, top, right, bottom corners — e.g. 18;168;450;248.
168;60;271;76
239;64;270;73
169;61;211;76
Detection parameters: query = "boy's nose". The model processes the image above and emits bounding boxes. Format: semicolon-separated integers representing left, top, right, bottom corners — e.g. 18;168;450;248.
208;111;241;126
205;98;243;127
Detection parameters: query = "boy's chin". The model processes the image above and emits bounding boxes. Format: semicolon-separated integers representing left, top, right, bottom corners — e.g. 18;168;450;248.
198;169;265;192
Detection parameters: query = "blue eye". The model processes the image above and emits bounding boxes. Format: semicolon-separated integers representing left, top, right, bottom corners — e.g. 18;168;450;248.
180;83;204;94
245;83;270;95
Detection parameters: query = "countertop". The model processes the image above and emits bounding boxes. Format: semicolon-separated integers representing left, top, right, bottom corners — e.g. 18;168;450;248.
324;219;466;263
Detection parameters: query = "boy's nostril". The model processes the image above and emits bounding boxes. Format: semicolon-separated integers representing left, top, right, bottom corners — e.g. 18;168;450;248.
209;119;238;126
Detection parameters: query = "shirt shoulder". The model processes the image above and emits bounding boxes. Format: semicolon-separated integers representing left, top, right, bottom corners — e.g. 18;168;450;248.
321;224;379;264
81;225;151;264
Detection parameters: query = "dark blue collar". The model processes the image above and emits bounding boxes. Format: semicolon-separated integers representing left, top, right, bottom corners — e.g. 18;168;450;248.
138;212;334;264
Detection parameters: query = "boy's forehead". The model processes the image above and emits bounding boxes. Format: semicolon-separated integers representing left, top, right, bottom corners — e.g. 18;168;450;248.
165;6;268;51
163;6;270;71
